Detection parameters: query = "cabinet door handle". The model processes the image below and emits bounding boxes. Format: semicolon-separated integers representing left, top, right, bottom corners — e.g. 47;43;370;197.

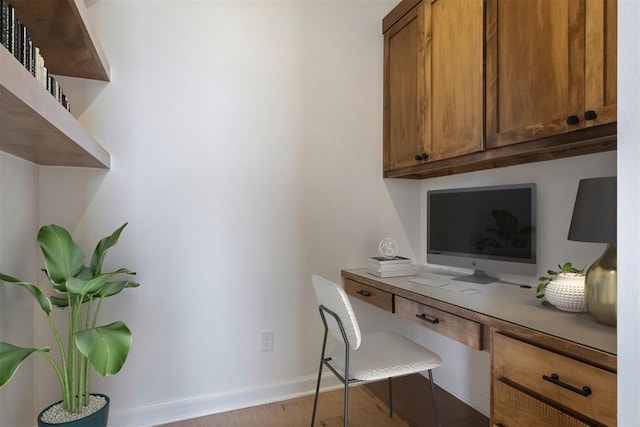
584;110;598;120
542;373;592;397
356;290;372;297
566;115;580;125
414;153;429;161
416;313;439;324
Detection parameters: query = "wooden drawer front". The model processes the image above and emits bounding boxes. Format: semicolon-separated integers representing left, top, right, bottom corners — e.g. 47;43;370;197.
344;279;393;312
492;380;589;427
493;333;616;426
395;296;482;350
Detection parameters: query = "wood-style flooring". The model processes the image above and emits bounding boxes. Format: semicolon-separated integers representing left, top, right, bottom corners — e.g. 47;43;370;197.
161;374;488;427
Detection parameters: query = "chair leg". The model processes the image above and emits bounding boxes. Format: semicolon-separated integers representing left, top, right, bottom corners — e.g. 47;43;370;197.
428;369;441;427
388;377;393;417
343;377;349;427
310;359;323;427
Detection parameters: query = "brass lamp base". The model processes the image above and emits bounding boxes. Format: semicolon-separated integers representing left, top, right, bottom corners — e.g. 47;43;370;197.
585;244;617;326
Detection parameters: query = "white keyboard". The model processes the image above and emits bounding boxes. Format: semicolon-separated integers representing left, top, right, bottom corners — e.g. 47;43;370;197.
409;276;448;287
409;276;479;294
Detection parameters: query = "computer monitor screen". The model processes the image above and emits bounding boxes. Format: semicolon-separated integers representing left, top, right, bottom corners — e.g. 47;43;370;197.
427;183;536;284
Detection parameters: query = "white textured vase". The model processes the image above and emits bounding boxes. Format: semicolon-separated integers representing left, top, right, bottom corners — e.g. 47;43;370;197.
545;273;587;312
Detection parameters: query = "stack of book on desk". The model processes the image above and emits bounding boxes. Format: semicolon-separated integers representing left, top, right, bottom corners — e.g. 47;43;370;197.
367;256;415;277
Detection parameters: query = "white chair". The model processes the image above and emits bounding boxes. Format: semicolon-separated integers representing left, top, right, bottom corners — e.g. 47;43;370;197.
310;274;442;427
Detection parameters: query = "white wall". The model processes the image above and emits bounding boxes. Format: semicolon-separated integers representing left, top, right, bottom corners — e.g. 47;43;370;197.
0;153;39;426
617;0;640;424
1;0;636;426
418;152;617;277
37;1;405;425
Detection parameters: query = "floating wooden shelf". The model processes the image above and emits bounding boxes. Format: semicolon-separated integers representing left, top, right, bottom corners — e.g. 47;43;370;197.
0;0;110;168
0;47;110;168
10;0;110;81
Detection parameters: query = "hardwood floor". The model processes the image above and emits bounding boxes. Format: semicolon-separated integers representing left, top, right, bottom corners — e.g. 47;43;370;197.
160;385;407;427
364;374;489;427
160;374;489;427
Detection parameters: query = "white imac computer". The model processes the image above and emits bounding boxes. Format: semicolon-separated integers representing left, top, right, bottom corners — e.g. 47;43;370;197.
427;183;537;284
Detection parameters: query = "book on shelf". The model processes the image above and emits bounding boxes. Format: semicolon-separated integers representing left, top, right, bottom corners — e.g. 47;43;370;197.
367;255;414;277
0;0;70;112
367;267;416;278
368;256;411;265
0;2;8;50
367;260;414;272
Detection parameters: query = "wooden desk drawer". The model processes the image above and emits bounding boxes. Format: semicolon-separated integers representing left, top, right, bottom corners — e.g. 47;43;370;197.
344;279;393;312
493;332;616;426
395;296;482;350
492;380;589;427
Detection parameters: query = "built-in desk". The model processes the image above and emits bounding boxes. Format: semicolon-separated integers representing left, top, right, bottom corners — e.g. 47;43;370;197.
341;268;617;426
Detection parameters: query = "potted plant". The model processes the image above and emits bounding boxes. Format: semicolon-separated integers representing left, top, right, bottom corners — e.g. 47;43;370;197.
536;262;586;312
0;223;139;426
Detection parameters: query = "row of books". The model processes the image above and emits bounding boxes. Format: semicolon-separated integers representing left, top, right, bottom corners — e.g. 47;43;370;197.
0;0;71;112
367;256;415;278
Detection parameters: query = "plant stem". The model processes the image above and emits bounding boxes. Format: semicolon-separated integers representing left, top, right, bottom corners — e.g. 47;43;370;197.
38;350;66;398
85;297;105;401
65;294;75;412
81;296;94;406
47;315;70;410
71;296;84;413
92;296;104;328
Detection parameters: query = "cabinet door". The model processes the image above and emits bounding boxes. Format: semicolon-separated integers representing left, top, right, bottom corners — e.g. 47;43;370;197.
492;380;590;427
428;0;484;161
383;0;483;172
584;0;617;127
486;0;586;148
493;332;616;426
383;3;427;172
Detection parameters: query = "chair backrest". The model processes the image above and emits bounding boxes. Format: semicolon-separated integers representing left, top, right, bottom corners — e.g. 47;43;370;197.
311;275;361;350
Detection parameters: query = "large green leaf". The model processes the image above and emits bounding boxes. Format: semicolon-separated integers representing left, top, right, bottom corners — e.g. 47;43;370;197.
76;322;132;377
76;266;94;281
66;275;110;297
66;270;136;297
38;225;85;286
0;343;49;387
51;295;72;308
90;223;128;276
0;273;52;314
99;280;140;298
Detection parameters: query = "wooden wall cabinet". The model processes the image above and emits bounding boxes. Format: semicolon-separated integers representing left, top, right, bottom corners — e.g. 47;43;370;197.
0;0;110;168
486;0;617;148
383;0;484;173
491;331;616;426
382;0;617;179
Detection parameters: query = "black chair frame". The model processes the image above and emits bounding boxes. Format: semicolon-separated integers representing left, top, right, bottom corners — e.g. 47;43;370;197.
310;304;440;427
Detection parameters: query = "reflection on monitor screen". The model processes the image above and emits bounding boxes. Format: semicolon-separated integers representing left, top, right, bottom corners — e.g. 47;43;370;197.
427;183;536;284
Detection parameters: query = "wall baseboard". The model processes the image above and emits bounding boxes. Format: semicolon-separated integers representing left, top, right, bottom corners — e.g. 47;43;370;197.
110;367;488;426
432;368;490;417
109;373;342;427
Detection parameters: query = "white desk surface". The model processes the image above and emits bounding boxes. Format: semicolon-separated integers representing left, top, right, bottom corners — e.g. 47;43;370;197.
344;267;617;355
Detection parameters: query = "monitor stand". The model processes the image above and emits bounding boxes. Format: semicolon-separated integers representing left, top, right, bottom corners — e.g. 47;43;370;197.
451;270;499;285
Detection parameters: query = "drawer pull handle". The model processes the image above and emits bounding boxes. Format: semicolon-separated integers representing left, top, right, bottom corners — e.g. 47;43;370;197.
584;110;598;120
542;373;592;397
356;290;372;297
416;313;439;324
566;115;580;125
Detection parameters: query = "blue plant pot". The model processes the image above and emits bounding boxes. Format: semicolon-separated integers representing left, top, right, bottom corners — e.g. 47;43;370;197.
37;394;110;427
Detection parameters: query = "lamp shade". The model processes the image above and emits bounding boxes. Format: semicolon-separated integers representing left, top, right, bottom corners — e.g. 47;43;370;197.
568;177;617;244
